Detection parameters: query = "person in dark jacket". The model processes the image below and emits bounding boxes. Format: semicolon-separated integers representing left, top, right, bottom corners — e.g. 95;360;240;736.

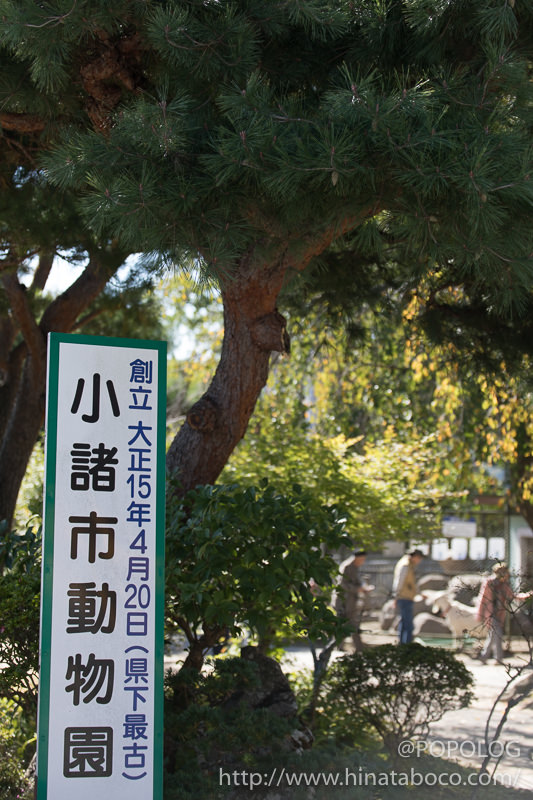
335;550;374;651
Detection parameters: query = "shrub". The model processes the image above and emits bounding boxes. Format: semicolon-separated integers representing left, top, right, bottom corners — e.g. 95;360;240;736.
0;699;36;799
0;521;41;715
164;655;297;799
321;643;474;758
165;481;348;670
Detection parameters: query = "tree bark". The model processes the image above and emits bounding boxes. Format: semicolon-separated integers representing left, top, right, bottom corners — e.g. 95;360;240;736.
0;254;120;528
166;213;373;493
166;245;290;490
166;215;376;677
0;354;46;531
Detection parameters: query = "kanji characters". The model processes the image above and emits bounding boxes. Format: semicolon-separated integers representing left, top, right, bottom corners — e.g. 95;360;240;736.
67;582;117;634
69;512;117;563
128;359;153;412
122;650;150;778
65;653;115;705
126;557;150;582
42;342;163;793
71;373;120;423
128;421;153;447
63;727;113;778
122;742;147;780
70;442;118;491
129;360;153;384
123;714;148;741
126;613;148;637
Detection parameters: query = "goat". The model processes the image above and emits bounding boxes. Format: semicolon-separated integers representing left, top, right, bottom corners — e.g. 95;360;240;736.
430;592;487;650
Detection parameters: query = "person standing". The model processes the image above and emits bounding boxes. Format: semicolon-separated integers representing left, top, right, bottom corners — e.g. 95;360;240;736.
335;550;374;651
392;549;425;644
476;563;532;663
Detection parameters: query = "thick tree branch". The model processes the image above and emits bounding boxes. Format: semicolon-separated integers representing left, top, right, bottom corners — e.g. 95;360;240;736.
0;113;46;134
0;316;15;388
71;307;108;330
1;272;46;379
167;210;377;492
0;249;125;527
39;252;120;334
31;251;55;291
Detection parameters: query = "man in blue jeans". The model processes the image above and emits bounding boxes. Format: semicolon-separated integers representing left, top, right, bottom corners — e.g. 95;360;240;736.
392;549;425;644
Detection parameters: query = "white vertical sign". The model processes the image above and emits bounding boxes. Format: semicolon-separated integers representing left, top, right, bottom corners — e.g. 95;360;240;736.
38;334;166;800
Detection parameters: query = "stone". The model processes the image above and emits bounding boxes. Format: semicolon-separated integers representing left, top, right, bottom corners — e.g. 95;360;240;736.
379;598;398;631
417;573;449;592
413;612;452;637
224;646;298;718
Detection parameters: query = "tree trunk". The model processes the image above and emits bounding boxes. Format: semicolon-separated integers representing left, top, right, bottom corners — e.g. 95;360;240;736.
0;254;120;528
180;624;226;672
0;355;47;530
1;212;372;526
166;212;372;491
166;246;290;490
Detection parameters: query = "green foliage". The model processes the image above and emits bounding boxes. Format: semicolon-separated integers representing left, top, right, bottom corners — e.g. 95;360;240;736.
221;302;473;544
164;656;294;799
162;655;511;800
162;273;486;547
287;665;379;751
1;0;529;313
4;0;533;530
165;481;349;648
226;428;446;546
0;699;35;800
14;443;44;530
0;521;41;714
321;644;474;757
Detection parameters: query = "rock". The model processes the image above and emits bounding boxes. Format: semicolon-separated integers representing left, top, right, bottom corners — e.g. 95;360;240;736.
224;646;298;718
289;726;314;752
413;594;435;617
417;573;449;592
413;612;452;637
380;598;398;631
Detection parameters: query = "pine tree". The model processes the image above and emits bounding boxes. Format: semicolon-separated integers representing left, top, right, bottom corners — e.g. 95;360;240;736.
2;0;533;501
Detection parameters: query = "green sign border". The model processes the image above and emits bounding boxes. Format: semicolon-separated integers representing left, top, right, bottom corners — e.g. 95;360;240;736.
37;333;166;799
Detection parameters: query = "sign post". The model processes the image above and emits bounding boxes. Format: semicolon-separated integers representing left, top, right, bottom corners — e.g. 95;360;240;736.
38;334;166;799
